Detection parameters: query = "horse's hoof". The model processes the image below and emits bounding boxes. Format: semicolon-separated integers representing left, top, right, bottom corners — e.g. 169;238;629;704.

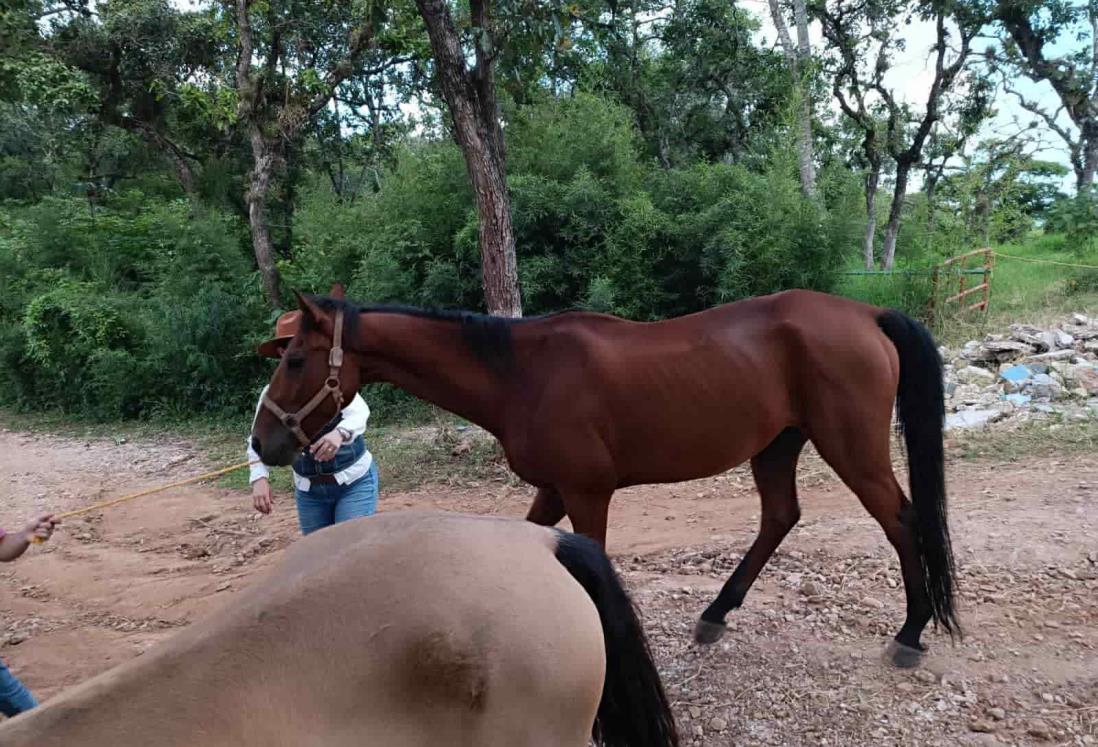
693;619;727;645
885;639;926;669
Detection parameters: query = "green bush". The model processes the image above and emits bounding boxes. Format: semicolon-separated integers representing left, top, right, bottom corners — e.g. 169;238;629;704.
1044;189;1098;249
286;94;857;323
507;93;642;192
0;93;872;424
0;198;269;419
22;280;141;384
836;270;937;321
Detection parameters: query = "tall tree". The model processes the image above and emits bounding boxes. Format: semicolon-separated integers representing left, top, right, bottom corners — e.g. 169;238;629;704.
51;0;224;200
228;0;410;306
814;0;897;268
572;0;787;168
876;3;987;268
992;0;1098;190
815;0;987;269
414;0;521;317
768;0;817;196
937;134;1068;241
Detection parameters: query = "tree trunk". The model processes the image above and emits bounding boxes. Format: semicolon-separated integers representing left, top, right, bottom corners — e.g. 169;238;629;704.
924;168;940;242
415;0;522;317
864;165;880;270
881;163;912;270
792;0;817;197
246;127;283;307
795;95;817;198
467;139;521;318
768;0;817;198
1080;121;1098;190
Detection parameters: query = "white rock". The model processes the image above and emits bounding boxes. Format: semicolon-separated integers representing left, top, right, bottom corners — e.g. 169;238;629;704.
946;409;1003;430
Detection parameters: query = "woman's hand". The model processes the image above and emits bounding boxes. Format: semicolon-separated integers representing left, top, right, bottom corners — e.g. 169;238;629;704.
23;513;57;542
309;430;344;462
252;478;274;515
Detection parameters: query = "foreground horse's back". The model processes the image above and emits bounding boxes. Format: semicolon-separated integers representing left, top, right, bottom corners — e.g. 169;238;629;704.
0;512;677;747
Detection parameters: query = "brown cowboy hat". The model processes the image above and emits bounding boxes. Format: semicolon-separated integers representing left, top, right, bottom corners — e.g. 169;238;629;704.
256;310;302;358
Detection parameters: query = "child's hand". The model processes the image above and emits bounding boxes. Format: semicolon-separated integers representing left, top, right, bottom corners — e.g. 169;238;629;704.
23;513;58;542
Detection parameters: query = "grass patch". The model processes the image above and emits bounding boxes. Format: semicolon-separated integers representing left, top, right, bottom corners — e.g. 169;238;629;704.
372;424;516;491
947;417;1098;462
0;407;509;494
836;232;1098;344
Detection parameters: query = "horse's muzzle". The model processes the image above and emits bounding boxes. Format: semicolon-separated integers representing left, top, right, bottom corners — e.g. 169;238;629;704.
252;428;299;467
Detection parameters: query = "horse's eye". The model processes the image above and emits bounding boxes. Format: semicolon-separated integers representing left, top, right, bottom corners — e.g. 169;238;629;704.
286;356;305;370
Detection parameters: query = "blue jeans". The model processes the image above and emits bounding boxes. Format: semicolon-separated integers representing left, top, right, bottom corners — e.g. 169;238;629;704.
295;460;379;536
0;657;37;717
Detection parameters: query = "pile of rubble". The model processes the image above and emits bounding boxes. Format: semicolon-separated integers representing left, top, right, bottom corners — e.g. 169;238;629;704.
942;312;1098;429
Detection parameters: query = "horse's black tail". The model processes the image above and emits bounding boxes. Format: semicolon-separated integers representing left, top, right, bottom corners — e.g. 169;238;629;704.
553;530;679;747
877;309;960;638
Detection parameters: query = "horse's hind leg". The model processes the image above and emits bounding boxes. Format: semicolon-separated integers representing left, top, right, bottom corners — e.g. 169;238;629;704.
695;427;807;644
560;491;613;547
808;423;933;668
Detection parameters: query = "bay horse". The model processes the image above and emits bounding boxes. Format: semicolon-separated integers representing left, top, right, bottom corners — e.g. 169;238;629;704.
250;288;958;668
0;512;677;747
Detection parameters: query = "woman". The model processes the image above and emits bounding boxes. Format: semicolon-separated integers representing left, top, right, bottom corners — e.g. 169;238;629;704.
246;310;379;535
1;513;57;717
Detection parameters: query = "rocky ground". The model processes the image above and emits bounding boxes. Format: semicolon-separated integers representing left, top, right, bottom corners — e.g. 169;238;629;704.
1;422;1095;745
944;313;1098;430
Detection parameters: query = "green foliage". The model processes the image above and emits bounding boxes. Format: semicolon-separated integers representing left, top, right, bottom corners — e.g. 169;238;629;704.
507;93;642;189
289;95;855;322
574;0;788;167
5;0;1087;431
1045;188;1098;249
0;51;95;113
287;142;477;308
836;270;937;321
0;198;267;419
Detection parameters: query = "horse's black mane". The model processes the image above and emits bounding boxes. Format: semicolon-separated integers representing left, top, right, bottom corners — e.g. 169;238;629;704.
303;295;571;373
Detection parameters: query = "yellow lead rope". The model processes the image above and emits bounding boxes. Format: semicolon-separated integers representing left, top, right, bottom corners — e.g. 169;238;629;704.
31;459;259;543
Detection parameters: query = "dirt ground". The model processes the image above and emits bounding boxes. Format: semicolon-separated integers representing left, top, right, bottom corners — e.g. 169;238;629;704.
0;425;1095;745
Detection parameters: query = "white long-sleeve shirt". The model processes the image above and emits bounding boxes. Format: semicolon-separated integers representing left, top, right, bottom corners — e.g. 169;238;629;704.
247;385;372;492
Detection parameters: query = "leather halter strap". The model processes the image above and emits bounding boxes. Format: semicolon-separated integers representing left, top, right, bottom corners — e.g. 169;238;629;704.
260;308;345;447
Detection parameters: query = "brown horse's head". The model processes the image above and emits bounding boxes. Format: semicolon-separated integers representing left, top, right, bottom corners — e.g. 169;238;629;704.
250;284;363;467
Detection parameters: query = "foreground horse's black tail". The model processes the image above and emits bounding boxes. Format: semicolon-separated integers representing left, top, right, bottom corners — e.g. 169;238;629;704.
877;309;960;638
553;531;679;747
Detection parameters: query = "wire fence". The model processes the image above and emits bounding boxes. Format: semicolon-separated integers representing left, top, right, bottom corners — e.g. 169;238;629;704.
837;248;1098;330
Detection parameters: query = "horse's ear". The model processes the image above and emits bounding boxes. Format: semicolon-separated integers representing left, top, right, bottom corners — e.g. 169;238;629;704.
293;290;326;325
329;282;345;300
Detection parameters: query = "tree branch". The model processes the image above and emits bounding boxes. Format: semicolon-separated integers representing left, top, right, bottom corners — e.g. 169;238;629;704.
305;24;378;117
997;2;1094;126
884;9;975;165
1005;78;1078;150
1091;2;1098;108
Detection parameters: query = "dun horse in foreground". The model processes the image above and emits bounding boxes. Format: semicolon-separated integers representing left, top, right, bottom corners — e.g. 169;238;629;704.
252;288;958;667
0;513;678;747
